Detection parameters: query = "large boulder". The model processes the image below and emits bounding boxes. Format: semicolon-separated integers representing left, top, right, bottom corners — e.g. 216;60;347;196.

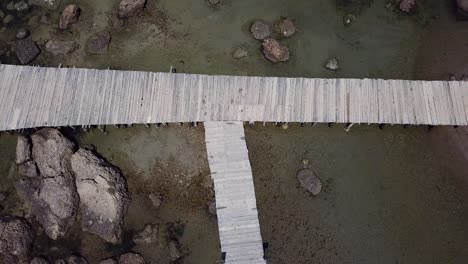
59;4;80;30
15;39;40;65
16;129;79;240
0;215;34;264
262;38;289;63
71;148;130;243
119;0;146;18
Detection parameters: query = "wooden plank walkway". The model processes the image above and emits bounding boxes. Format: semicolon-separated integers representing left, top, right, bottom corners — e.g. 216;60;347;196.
0;64;467;130
204;122;265;264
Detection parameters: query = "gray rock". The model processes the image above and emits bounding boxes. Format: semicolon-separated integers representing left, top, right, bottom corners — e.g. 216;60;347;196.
0;192;7;202
18;161;39;178
208;200;216;215
67;255;88;264
86;32;111;55
16;29;29;39
232;47;248;59
98;259;117;264
400;0;415;12
7;2;15;11
0;215;34;264
14;1;29;12
276;18;296;38
3;14;14;24
30;257;50;264
119;0;146;18
297;168;322;195
118;253;145;264
325;57;339;71
15;39;40;65
45;40;76;55
148;193;162;208
250;20;271;40
16;136;32;164
16;129;78;240
133;224;158;244
59;4;80;30
71;148;130;244
28;0;60;10
168;240;182;261
262;38;289;63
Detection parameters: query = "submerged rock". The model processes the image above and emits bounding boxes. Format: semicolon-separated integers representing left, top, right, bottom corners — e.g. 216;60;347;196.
297;168;322;195
119;0;146;18
133;224;158;244
232;47;248;59
86;32;111;54
45;40;76;55
71;148;130;244
118;253;145;264
399;0;415;12
262;38;289;63
30;257;50;264
325;57;339;71
276;18;296;38
148;193;162;209
0;215;34;264
16;129;79;240
250;20;271;40
59;4;80;30
15;39;40;65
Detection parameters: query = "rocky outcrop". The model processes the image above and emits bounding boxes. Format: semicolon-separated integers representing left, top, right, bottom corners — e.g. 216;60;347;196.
15;129;79;240
15;39;40;65
86;32;111;54
59;4;80;30
250;20;271;40
71;148;130;244
275;18;296;38
262;38;289;63
0;215;34;264
119;0;146;18
45;40;76;55
296;168;322;195
118;253;145;264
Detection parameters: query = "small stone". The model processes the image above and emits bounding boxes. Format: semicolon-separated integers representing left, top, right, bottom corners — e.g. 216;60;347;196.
262;38;289;63
343;14;355;26
3;14;14;24
207;0;220;6
59;4;80;30
132;224;158;244
325;57;339;71
16;28;30;39
400;0;415;12
86;31;111;54
148;193;162;208
119;0;146;18
14;1;29;12
7;2;15;10
281;123;288;129
250;20;271;40
168;240;182;261
297;168;322;195
15;39;40;64
232;47;248;59
118;253;145;264
45;40;76;55
30;257;51;264
99;259;117;264
276;18;296;38
0;192;7;202
208;200;216;215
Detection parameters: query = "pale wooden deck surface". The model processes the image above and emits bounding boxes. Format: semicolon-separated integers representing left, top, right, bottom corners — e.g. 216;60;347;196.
0;64;467;130
205;122;265;264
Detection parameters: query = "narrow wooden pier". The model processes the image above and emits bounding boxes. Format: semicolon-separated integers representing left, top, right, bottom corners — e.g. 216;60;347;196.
205;122;265;264
0;64;467;131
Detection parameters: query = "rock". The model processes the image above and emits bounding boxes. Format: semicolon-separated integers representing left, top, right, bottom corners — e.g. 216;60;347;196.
325;57;339;71
0;215;34;264
208;200;216;215
16;29;30;39
343;14;355;26
132;224;158;244
119;0;146;18
7;2;15;10
399;0;415;12
458;0;468;13
250;20;271;40
86;32;111;55
59;4;80;30
118;253;145;264
297;168;322;195
0;10;4;19
168;239;182;261
207;0;220;6
232;47;248;59
148;193;162;208
40;14;50;24
262;38;289;63
3;14;14;24
0;192;7;202
16;129;78;240
30;257;50;264
98;258;117;264
54;259;66;264
276;18;296;38
28;0;60;10
16;136;32;164
14;1;29;12
45;40;76;55
385;2;396;12
15;39;40;65
66;254;88;264
18;161;39;178
71;148;130;244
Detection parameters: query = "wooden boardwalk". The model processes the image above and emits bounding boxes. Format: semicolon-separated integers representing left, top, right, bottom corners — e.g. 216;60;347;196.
0;64;467;131
204;122;265;264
